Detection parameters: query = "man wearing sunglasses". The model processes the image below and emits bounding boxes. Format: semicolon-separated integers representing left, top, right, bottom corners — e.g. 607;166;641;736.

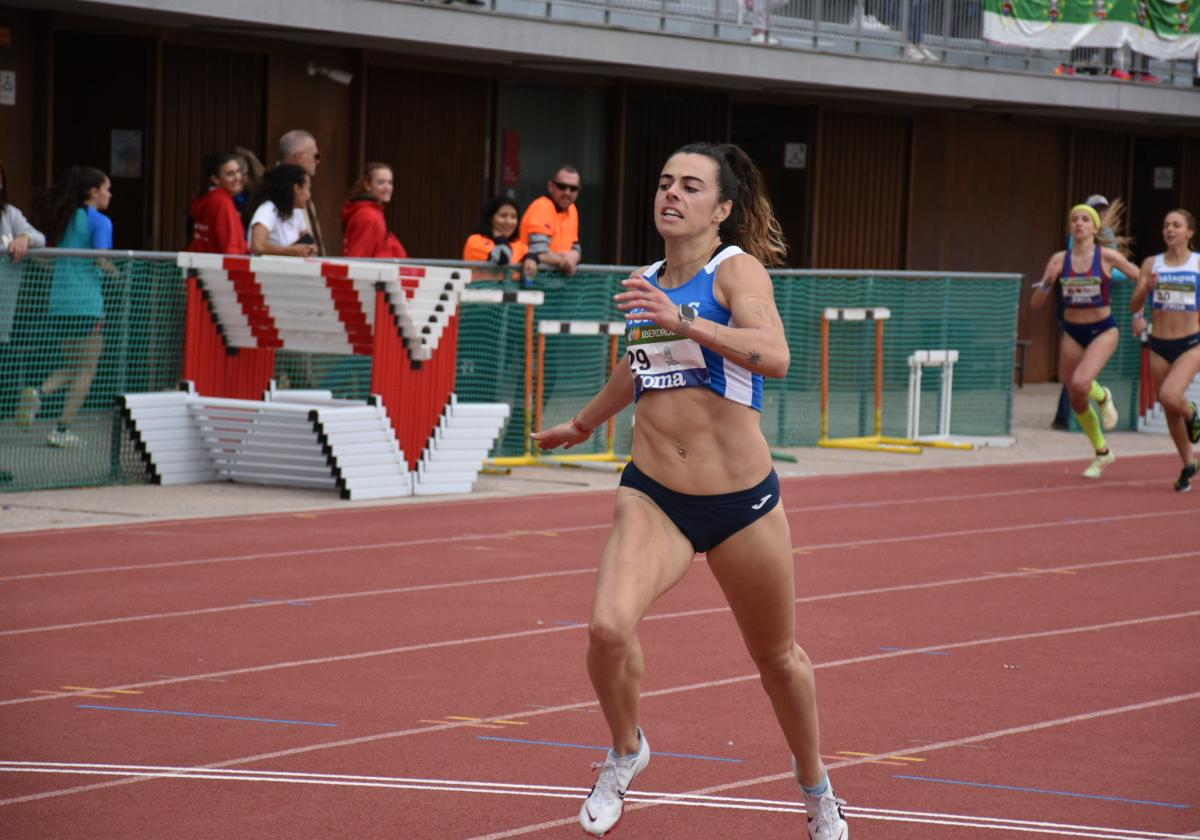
279;129;326;255
519;165;582;281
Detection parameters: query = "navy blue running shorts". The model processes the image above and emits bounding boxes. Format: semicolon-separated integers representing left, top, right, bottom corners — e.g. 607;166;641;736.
618;461;781;553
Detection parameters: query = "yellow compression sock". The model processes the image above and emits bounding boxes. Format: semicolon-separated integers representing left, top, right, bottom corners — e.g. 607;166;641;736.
1076;406;1107;452
1089;381;1107;403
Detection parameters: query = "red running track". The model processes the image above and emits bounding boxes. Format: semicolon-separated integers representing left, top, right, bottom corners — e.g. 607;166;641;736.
0;454;1198;839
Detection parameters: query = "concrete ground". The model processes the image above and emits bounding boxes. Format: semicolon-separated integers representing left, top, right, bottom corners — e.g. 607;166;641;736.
0;383;1172;534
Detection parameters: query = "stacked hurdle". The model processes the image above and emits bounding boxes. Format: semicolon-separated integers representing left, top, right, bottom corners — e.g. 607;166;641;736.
489;318;629;470
119;254;513;499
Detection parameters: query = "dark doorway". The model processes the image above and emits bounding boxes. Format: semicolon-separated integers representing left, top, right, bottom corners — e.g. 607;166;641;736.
732;104;813;268
1130;137;1183;263
52;30;154;250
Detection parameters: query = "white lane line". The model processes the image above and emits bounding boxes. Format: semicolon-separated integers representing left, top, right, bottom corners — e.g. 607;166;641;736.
0;526;606;582
3;583;1197;709
1;627;1196;811
0;567;598;636
802;509;1181;552
5;529;1197;639
0;477;1170;582
0;762;1189;839
464;690;1200;840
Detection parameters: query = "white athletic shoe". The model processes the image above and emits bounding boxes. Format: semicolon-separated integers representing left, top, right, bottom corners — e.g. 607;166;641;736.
793;757;849;839
1082;449;1115;479
16;387;40;427
1097;386;1118;431
806;791;849;840
47;428;83;448
579;727;650;837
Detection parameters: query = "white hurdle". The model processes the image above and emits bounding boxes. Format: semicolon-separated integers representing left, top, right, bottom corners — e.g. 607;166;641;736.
906;349;958;441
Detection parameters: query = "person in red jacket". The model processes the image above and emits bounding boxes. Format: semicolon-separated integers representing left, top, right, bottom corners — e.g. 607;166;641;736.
187;153;248;254
341;163;407;258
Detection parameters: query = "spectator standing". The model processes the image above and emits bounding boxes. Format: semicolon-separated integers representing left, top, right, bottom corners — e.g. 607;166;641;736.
341;163;408;258
20;166;114;447
187;153;248;255
247;164;317;257
232;145;266;224
463;195;527;266
278;130;325;255
1;160;47;345
2;160;47;476
519;165;582;281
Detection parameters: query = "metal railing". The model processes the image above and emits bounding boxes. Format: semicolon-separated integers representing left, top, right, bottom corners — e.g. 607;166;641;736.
491;0;1198;85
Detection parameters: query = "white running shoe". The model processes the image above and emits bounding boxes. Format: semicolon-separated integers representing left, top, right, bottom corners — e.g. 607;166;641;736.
858;12;890;29
16;387;40;427
903;43;927;60
806;790;849;840
47;428;82;448
579;727;650;837
1097;386;1118;431
793;756;849;839
1082;449;1115;479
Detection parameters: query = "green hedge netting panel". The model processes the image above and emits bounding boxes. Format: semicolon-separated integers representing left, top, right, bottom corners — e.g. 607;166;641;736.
3;259;1066;493
456;271;1026;457
1;257;187;491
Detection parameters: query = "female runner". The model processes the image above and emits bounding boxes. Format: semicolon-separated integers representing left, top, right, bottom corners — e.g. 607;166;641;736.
1130;209;1200;490
1033;203;1141;478
533;143;848;840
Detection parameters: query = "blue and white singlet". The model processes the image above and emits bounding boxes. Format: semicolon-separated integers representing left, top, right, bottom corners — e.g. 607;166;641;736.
626;244;764;411
1151;251;1200;313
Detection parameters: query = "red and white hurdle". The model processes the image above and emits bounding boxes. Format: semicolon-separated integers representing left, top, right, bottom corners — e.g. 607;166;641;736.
118;254;527;499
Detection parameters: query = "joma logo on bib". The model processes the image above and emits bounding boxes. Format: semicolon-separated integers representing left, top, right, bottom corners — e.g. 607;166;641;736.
639;372;688;389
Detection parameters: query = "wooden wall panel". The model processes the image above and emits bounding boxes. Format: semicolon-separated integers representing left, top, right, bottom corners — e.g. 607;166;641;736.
620;85;729;266
364;66;489;260
909;111;1068;383
159;46;266;251
1067;128;1131;210
1179;138;1200;223
810;109;909;269
265;44;356;256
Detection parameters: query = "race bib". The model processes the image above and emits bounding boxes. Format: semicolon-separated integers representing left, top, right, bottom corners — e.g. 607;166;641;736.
1153;273;1198;312
1062;275;1103;307
626;322;709;396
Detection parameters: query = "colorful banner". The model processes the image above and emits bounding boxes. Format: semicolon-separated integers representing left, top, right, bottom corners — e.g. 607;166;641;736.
984;0;1199;61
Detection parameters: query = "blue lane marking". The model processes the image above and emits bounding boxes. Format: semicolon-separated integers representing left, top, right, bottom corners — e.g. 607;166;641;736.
476;736;743;763
878;646;951;656
895;775;1190;809
77;705;337;727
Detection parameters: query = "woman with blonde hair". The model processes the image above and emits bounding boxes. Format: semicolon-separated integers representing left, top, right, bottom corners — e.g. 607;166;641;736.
1033;202;1141;478
534;142;848;839
1130;209;1200;491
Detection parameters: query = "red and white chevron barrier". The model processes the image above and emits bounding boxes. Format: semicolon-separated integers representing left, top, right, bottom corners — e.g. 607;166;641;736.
177;253;465;361
122;253;530;499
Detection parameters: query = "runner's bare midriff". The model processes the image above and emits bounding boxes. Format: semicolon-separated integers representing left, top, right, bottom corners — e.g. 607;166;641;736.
630;387;772;495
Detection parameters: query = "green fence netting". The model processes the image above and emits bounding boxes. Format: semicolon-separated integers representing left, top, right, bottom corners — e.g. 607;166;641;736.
2;253;1059;494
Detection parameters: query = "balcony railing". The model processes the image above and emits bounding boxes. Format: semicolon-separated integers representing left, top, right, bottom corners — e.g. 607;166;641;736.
490;0;1199;87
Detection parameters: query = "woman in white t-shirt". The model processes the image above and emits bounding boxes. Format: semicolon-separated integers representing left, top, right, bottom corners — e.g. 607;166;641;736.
248;164;317;257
